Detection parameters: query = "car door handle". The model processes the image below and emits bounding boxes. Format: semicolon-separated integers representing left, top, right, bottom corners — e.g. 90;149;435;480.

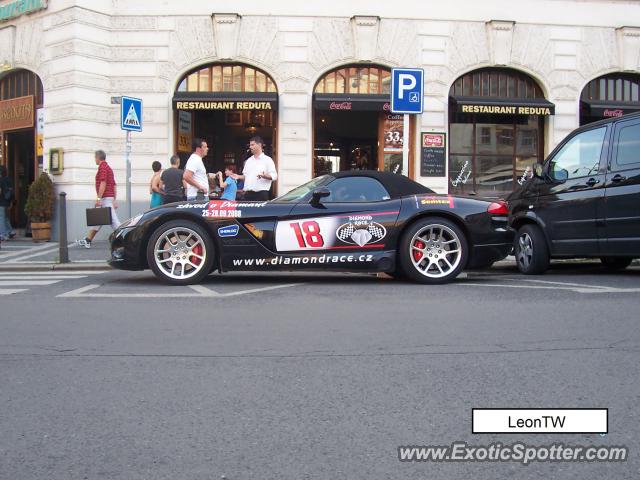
610;174;626;183
585;178;600;187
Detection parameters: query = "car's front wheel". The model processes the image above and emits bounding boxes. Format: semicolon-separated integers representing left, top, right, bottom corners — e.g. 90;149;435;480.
399;217;468;284
146;220;215;285
600;257;633;271
514;224;549;275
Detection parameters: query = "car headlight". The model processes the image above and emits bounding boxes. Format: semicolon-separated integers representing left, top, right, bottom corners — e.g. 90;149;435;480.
120;213;143;229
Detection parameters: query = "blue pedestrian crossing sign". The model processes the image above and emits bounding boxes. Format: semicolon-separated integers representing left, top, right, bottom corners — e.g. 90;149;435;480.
391;68;424;114
121;96;143;132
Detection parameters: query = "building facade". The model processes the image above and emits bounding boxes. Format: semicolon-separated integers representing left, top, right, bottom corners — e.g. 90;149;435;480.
0;0;639;239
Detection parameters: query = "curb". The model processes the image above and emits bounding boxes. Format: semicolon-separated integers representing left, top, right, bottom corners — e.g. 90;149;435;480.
0;262;111;272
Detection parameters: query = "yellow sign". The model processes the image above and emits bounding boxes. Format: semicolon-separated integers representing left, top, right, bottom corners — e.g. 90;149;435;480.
36;133;43;156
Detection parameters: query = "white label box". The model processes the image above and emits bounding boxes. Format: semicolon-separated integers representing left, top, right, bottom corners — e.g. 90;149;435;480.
472;409;608;434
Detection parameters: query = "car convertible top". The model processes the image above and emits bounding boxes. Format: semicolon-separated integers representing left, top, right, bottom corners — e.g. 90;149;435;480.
329;171;434;199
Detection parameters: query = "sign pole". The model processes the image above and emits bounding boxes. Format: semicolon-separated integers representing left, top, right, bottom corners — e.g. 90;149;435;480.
402;114;410;175
126;130;132;220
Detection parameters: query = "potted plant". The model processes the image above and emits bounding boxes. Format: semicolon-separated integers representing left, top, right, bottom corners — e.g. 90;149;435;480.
25;172;55;242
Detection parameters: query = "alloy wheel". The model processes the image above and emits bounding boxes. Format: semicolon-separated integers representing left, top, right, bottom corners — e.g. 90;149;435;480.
517;232;533;270
152;227;207;280
409;224;462;279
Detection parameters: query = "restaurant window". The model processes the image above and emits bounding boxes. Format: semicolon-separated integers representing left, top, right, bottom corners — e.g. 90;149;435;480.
448;68;552;198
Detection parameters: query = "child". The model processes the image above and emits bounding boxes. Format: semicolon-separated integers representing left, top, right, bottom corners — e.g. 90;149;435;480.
217;165;238;201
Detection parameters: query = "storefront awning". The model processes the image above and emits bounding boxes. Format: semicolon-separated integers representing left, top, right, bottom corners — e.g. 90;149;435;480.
451;96;555;115
581;100;640;119
172;92;278;110
313;94;391;112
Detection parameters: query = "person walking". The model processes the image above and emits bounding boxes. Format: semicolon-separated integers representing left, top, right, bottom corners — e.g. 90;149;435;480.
232;136;277;201
216;165;238;201
77;150;121;248
149;160;163;208
0;165;16;241
183;138;209;201
161;155;186;204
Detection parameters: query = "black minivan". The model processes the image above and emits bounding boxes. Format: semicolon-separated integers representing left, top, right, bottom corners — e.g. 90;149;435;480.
508;112;640;274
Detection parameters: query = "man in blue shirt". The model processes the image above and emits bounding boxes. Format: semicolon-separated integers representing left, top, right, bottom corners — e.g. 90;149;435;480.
217;165;238;200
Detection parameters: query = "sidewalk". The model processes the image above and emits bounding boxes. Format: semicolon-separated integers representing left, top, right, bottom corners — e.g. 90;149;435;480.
0;236;111;271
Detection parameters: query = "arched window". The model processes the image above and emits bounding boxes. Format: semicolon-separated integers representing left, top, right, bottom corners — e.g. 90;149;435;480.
580;73;640;124
314;65;391;95
176;64;277;93
0;69;43;105
451;68;545;99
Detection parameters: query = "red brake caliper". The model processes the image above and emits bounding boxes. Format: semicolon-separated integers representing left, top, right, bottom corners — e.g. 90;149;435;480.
413;240;425;262
190;244;203;266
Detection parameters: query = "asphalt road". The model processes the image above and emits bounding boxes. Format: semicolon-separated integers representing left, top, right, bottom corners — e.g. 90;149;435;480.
1;263;639;479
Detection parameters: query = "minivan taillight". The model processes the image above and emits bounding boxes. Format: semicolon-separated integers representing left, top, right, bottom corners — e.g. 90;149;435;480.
487;201;509;215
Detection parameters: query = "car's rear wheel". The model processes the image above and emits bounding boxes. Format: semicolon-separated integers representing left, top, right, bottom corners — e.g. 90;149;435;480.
146;220;214;285
399;217;468;284
515;224;549;275
600;257;633;270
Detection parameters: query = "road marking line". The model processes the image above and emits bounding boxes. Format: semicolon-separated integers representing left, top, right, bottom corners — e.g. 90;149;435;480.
456;281;640;294
0;271;107;275
187;284;220;297
0;275;88;280
0;243;56;262
0;280;62;286
503;277;611;289
0;288;28;295
212;283;302;297
57;282;303;298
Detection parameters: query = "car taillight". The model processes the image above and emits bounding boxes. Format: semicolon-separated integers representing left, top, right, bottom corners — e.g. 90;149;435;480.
487;201;509;215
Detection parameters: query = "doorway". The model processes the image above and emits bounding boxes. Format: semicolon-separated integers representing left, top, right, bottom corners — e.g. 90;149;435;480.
313;109;378;176
4;129;35;228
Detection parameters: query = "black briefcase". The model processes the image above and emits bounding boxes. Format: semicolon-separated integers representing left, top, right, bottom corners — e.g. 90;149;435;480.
86;207;112;226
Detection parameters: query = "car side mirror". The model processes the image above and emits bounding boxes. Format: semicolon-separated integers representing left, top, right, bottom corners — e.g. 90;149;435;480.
551;167;569;183
310;187;330;207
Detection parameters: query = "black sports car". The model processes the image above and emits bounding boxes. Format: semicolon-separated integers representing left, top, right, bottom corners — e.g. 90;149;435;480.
109;171;513;284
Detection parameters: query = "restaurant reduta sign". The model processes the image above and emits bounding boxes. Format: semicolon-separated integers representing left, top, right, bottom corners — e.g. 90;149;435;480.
0;0;47;23
0;95;34;131
457;103;554;116
174;101;274;110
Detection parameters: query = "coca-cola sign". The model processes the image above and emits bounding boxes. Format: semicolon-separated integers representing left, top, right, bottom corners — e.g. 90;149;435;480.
603;109;624;118
330;102;352;110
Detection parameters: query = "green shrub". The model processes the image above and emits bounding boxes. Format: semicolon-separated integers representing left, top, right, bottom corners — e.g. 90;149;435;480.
25;172;55;222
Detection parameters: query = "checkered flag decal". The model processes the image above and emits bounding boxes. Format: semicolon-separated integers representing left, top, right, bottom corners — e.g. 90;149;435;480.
337;223;355;241
368;224;384;240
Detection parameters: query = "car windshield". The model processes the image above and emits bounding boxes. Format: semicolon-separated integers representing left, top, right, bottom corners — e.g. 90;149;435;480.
274;175;333;202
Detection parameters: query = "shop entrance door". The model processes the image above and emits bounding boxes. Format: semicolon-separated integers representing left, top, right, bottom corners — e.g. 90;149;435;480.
313;109;378;176
5;129;35;228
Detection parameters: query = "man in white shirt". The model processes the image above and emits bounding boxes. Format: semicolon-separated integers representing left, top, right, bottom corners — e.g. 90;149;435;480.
183;138;209;200
233;136;277;201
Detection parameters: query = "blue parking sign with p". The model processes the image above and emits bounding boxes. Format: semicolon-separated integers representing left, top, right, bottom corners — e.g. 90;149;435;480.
391;68;424;114
121;96;143;132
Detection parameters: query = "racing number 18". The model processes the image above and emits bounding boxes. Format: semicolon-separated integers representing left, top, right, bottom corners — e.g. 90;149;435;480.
290;221;324;248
